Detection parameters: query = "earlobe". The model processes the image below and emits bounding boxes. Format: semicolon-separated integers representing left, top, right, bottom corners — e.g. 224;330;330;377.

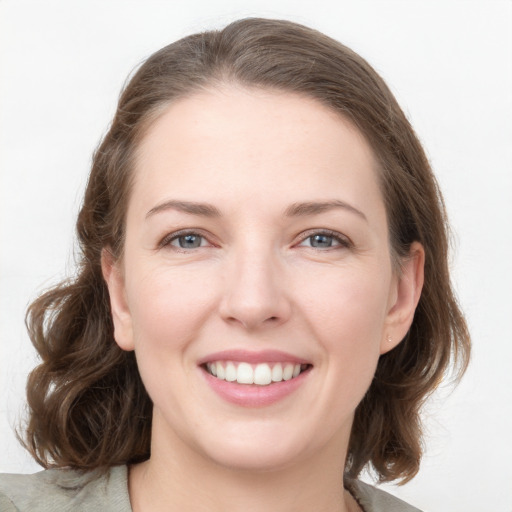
101;248;135;351
381;242;425;354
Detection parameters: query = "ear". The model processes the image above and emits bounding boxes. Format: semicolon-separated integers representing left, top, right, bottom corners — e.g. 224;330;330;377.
101;248;135;351
381;241;425;354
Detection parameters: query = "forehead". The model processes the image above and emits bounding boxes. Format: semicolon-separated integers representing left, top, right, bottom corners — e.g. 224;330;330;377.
130;85;384;220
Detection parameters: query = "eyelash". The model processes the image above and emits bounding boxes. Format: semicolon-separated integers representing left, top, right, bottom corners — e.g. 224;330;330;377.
297;229;352;250
158;229;212;252
158;229;352;252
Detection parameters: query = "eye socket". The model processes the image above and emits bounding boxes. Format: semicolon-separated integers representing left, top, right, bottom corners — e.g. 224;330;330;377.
172;234;205;249
297;231;351;250
159;229;350;251
160;231;210;250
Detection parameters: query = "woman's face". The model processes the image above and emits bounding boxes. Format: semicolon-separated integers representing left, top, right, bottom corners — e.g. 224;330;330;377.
105;86;421;472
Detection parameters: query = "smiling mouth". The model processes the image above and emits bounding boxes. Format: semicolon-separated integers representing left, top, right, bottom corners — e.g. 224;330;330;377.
203;361;311;386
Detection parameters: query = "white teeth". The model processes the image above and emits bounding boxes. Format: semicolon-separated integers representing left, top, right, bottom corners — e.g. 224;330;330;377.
237;363;254;384
271;363;283;382
282;363;294;381
216;363;226;380
225;362;237;382
206;361;307;385
254;363;272;385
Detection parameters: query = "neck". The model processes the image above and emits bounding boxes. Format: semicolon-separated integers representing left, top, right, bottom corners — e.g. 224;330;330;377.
129;419;358;512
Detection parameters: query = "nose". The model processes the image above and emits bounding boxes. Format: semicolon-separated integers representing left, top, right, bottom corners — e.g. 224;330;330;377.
218;248;292;330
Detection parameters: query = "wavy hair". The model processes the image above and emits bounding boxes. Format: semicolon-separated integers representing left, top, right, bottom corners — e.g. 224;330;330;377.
21;18;470;483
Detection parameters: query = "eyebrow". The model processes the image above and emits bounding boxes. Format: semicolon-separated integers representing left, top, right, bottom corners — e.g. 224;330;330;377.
145;199;367;221
146;200;222;219
284;200;367;221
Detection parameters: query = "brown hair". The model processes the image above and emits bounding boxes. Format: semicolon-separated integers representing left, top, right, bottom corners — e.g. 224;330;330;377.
22;18;470;483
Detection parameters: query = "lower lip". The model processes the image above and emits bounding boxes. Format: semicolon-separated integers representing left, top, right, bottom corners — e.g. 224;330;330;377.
201;367;311;407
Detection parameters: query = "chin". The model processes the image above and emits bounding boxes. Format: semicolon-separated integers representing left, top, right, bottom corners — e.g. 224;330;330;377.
195;423;318;473
205;443;304;473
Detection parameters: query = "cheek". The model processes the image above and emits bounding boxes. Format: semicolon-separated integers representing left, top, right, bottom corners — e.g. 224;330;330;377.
123;266;218;417
126;264;217;354
299;265;390;390
301;265;390;341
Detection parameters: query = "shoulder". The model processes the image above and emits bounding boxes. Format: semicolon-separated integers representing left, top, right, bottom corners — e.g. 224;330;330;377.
347;479;423;512
0;465;131;512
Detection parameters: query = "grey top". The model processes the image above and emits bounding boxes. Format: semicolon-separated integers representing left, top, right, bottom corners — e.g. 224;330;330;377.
0;465;422;512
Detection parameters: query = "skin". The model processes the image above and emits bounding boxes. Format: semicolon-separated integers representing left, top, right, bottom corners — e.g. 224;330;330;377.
102;85;424;512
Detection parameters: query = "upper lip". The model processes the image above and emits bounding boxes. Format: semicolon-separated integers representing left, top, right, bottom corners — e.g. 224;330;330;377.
198;349;311;366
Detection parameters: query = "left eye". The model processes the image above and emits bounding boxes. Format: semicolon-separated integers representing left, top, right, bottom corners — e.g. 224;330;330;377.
170;233;207;249
298;233;345;249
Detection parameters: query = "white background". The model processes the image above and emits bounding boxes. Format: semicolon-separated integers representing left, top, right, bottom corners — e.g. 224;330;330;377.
1;1;511;511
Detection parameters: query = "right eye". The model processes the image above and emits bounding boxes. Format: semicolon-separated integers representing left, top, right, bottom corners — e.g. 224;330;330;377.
171;233;206;249
160;231;211;251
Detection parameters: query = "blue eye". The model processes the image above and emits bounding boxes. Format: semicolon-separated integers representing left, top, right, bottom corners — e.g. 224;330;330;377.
166;233;207;249
298;231;349;249
309;234;336;248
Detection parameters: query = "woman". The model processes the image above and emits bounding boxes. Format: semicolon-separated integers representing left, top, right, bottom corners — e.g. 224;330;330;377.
0;18;470;512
